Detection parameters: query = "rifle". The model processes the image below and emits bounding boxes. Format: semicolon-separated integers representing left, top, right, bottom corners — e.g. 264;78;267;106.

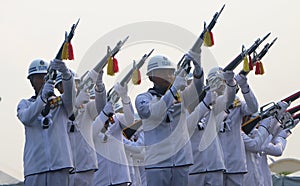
77;36;129;95
176;4;225;76
122;119;143;140
102;50;153;136
106;49;154;104
45;19;80;82
199;33;271;101
41;19;80;129
239;37;277;76
242;91;300;134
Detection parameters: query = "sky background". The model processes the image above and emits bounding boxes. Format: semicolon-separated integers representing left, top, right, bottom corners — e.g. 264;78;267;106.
1;0;300;180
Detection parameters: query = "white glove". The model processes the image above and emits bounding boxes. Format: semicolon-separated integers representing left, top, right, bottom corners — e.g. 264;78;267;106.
280;112;293;125
278;128;291;139
269;116;282;136
276;101;289;118
41;80;55;102
88;69;98;83
114;82;130;104
222;71;235;86
234;74;249;93
75;90;90;108
286;118;299;130
187;50;203;79
171;70;187;92
95;70;105;92
259;116;273;132
50;59;71;79
102;102;114;118
203;90;217;107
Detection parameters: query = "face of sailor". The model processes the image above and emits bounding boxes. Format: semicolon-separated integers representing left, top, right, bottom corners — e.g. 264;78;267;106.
29;73;46;95
150;68;175;90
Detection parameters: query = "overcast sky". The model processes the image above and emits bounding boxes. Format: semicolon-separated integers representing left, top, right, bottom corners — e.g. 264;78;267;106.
1;0;300;180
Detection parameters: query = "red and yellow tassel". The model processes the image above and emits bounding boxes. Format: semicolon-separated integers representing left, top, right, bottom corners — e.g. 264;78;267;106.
255;61;264;75
61;41;74;60
107;57;114;75
68;42;74;60
132;68;141;85
107;57;119;76
113;57;119;73
243;56;250;72
249;55;253;70
204;31;214;47
259;62;264;74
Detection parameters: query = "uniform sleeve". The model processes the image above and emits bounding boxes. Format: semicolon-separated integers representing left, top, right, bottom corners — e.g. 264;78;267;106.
135;91;174;121
181;75;204;109
116;101;134;128
263;136;287;157
241;88;259;115
17;98;45;126
92;111;107;138
61;76;76;117
123;139;144;154
95;88;106;114
187;101;210;132
225;84;236;109
85;100;98;120
243;127;269;153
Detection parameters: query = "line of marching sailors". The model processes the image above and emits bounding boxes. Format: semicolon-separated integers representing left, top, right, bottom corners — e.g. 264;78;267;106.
17;54;298;186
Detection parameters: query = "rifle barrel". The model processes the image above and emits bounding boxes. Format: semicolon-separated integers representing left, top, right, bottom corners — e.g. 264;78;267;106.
286;104;300;115
282;91;300;103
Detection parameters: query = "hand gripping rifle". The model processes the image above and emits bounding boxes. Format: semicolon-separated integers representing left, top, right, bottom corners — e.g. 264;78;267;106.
175;4;225;76
77;36;129;95
242;91;300;134
281;104;300;129
199;33;271;101
104;49;154;125
239;37;277;76
106;49;154;104
285;112;300;130
41;19;80;129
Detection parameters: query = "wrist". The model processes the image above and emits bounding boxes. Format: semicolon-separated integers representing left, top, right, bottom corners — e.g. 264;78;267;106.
40;95;47;103
202;100;211;110
121;96;131;105
226;80;236;87
95;83;105;93
193;68;203;79
240;85;250;94
62;70;72;81
169;86;179;101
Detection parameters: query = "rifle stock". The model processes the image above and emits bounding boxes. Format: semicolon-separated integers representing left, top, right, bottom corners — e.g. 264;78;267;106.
107;49;154;104
77;36;129;94
242;91;300;134
122;119;143;140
